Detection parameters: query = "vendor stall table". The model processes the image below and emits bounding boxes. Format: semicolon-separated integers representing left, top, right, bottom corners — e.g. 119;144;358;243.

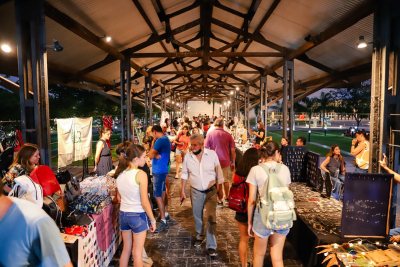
62;203;121;267
288;183;350;267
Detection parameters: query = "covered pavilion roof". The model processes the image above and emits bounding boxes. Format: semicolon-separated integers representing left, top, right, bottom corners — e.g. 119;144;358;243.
0;0;373;107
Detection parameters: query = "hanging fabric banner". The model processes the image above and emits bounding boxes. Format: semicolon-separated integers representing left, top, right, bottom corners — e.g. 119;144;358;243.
57;117;93;168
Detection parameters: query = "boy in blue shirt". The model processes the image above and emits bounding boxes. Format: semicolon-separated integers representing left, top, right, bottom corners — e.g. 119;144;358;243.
148;125;171;232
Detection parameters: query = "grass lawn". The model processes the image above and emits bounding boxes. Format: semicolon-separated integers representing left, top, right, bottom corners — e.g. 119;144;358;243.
50;132;122;168
267;129;354;156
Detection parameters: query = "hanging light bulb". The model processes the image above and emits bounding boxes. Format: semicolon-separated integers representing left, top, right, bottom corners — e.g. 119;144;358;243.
230;91;233;95
236;87;239;91
166;99;170;103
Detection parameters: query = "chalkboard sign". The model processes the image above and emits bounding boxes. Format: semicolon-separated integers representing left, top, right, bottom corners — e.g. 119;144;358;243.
282;146;308;182
341;173;393;238
306;151;320;188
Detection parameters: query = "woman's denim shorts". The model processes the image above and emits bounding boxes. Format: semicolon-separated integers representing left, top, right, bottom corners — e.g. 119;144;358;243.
252;208;290;238
120;211;149;234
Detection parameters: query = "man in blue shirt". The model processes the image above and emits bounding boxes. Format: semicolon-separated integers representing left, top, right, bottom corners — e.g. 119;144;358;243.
0;179;72;267
149;125;171;232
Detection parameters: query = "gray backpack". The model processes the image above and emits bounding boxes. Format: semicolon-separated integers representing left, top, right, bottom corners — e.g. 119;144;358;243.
258;164;296;230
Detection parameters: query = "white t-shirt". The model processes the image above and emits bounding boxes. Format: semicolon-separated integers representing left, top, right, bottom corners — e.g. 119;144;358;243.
246;162;291;196
117;168;144;213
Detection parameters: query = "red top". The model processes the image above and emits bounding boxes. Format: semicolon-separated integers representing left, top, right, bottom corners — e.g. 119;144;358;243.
176;135;190;151
204;124;209;132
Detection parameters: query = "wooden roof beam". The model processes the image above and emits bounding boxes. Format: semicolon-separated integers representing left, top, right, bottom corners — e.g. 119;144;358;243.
229;0;281;70
153;70;259;74
43;2;164;87
262;0;374;78
211;18;285;53
131;52;283;58
71;19;201;78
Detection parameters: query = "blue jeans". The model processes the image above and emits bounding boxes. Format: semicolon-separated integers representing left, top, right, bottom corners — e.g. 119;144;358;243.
355;166;368;173
389;228;400;237
330;170;345;195
153;173;167;197
120;211;149;234
252;208;290;238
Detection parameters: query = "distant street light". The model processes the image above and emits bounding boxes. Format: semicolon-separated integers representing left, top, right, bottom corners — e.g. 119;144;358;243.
308;130;311;142
324;126;327;136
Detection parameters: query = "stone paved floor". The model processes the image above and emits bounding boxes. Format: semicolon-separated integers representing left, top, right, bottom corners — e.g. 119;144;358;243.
110;163;303;267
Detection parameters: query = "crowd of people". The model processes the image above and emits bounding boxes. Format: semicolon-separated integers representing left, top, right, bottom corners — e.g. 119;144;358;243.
1;112;399;267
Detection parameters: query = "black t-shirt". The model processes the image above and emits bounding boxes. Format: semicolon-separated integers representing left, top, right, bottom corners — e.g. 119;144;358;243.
172;119;178;128
255;128;265;144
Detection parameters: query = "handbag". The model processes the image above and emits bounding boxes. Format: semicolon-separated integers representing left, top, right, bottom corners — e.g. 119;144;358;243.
62;210;93;227
65;181;81;202
30;165;61;196
56;170;73;184
43;195;62;227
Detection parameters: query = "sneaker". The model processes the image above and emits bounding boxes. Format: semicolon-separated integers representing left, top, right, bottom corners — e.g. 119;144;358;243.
157;214;171;222
217;202;224;208
207;248;217;257
194;239;203;248
224;198;229;204
154;220;169;233
247;262;253;267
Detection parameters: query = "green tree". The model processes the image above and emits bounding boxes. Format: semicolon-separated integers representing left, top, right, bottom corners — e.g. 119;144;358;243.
315;92;333;129
299;97;317;128
331;81;371;128
0;88;21;120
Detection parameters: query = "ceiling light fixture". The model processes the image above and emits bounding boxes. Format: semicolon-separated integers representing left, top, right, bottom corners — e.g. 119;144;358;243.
166;99;170;103
45;40;63;52
1;44;11;53
236;87;239;91
230;91;233;95
357;36;368;49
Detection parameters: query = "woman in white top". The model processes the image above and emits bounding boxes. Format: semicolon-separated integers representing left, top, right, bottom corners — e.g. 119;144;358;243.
246;141;291;267
115;144;156;267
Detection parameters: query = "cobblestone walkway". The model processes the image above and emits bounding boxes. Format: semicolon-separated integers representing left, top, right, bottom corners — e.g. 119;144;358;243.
111;164;303;267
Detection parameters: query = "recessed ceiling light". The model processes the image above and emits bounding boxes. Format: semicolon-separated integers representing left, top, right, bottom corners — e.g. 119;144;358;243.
1;44;11;53
106;36;111;42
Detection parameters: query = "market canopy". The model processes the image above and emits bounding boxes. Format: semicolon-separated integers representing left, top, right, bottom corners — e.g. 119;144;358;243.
0;0;373;104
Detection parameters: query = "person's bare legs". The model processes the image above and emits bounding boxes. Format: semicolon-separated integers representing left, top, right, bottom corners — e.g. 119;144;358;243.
236;221;250;266
175;155;182;178
165;177;170;198
132;231;147;267
253;234;269;267
163;191;168;215
156;196;165;220
120;230;133;267
223;182;230;200
270;232;286;267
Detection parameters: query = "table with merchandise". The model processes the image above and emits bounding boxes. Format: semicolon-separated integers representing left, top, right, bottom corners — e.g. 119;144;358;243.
61;175;122;267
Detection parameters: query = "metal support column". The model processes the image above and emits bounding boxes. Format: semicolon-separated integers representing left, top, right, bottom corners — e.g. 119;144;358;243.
287;60;295;145
245;86;250;129
144;85;148;130
148;74;153;126
282;60;289;142
260;76;267;125
15;0;51;167
120;57;132;142
369;0;400;230
264;77;268;128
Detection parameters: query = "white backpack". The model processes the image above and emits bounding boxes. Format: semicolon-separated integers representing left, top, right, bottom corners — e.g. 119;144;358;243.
9;175;43;207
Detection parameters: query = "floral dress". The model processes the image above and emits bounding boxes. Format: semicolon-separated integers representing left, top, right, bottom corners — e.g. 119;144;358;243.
2;164;28;188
